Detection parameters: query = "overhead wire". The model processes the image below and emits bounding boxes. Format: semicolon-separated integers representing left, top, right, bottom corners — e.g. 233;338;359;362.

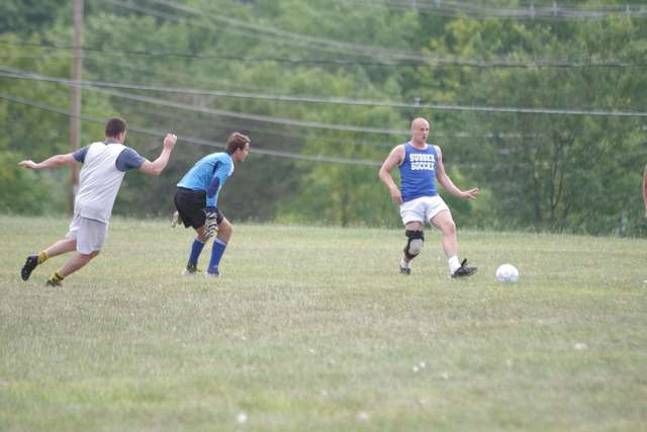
0;91;383;167
1;39;643;69
2;67;646;118
334;0;647;20
97;0;645;68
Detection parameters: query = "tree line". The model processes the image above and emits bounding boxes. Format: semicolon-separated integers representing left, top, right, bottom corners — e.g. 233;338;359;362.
1;0;645;236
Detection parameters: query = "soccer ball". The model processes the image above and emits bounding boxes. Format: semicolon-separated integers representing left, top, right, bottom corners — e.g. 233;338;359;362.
495;264;519;283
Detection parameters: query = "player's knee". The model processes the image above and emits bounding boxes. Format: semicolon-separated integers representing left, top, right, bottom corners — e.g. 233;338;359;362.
404;230;424;259
80;251;99;261
219;219;233;237
443;220;456;236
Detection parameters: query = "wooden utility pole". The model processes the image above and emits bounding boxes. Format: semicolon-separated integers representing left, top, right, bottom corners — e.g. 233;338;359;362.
68;0;84;213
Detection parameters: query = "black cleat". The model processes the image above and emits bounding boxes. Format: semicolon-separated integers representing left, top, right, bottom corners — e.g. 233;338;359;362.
21;255;39;281
451;259;477;278
182;262;200;276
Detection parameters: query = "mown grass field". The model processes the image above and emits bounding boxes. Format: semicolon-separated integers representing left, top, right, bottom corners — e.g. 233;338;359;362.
1;215;646;431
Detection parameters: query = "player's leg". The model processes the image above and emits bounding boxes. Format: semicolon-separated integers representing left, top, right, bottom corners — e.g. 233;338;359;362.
399;198;426;274
45;217;105;286
47;251;99;286
430;209;476;278
21;214;82;281
206;215;231;277
175;188;208;275
21;238;77;281
401;221;424;274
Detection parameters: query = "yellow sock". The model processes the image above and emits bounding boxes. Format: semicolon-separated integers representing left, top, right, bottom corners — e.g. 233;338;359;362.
37;251;48;264
50;271;64;282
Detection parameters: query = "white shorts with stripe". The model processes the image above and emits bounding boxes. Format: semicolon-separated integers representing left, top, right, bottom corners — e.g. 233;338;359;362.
399;195;450;226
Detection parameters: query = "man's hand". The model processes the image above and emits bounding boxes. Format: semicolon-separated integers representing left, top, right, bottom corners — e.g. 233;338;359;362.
461;187;480;200
163;133;177;150
204;207;219;238
389;187;403;205
18;160;40;170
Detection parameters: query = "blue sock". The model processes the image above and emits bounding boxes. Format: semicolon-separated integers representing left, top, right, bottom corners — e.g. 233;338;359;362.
208;239;227;274
188;239;205;266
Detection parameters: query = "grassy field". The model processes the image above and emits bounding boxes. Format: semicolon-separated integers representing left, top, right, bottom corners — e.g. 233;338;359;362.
1;215;646;431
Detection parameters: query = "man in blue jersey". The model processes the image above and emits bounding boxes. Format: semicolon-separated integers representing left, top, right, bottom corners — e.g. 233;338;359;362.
19;117;177;286
174;132;251;277
379;117;479;278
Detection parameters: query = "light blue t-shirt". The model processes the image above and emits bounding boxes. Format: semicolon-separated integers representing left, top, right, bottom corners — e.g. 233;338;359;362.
177;152;234;208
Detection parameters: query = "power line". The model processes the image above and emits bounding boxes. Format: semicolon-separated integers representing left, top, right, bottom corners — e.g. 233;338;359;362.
2;67;646;118
337;0;647;20
102;0;646;67
0;91;382;167
2;39;643;69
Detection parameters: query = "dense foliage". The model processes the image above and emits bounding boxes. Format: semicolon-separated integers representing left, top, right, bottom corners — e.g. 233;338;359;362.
1;0;645;235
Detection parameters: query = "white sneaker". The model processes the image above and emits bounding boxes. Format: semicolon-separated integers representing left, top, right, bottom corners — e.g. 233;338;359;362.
399;258;411;275
171;211;182;228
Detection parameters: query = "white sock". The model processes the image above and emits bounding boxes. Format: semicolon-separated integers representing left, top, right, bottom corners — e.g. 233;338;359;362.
448;256;460;274
400;257;411;269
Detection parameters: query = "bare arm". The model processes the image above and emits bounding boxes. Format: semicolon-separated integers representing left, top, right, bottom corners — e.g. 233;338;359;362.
434;145;480;200
138;133;177;176
18;153;77;170
378;145;405;205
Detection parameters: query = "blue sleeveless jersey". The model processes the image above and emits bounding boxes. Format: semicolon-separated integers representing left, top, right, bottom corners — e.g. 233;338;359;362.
399;142;438;202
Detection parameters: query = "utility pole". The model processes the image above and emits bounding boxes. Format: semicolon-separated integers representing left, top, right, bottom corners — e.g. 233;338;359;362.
69;0;84;213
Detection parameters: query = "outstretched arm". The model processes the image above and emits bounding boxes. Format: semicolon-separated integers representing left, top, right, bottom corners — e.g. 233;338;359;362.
139;133;177;176
379;145;405;205
434;145;479;200
18;153;77;170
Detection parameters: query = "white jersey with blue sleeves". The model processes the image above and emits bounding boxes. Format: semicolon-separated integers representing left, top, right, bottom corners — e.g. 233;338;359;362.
177;152;234;208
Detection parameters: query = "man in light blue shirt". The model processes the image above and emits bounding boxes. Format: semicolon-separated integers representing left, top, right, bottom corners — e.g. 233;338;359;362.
174;132;251;277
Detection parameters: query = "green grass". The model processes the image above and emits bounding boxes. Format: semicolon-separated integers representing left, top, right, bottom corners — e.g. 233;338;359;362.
1;215;646;431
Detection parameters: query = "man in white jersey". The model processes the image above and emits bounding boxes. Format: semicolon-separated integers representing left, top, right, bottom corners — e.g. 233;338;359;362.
19;117;177;286
379;117;479;278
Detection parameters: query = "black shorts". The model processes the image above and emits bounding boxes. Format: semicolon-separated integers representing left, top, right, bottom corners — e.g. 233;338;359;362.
174;187;224;229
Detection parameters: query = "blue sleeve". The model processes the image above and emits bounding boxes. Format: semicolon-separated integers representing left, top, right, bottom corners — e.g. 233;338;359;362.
115;147;145;172
73;145;90;163
205;161;231;207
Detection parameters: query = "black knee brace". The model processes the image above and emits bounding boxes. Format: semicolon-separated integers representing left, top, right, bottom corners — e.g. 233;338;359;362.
404;230;424;260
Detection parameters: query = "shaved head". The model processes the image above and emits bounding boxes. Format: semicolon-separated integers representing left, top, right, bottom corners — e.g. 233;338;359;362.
410;117;430;146
410;117;429;131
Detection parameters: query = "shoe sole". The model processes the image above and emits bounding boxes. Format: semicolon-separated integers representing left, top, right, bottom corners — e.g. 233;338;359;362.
451;268;478;278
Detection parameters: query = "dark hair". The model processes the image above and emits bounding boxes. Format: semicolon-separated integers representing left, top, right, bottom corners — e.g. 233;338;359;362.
226;132;251;154
105;117;127;138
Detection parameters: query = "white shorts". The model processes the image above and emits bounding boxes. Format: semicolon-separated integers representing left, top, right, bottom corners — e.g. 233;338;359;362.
66;214;108;254
400;195;450;225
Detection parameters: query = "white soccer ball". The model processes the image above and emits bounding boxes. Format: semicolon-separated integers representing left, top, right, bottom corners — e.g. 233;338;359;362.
496;264;519;283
